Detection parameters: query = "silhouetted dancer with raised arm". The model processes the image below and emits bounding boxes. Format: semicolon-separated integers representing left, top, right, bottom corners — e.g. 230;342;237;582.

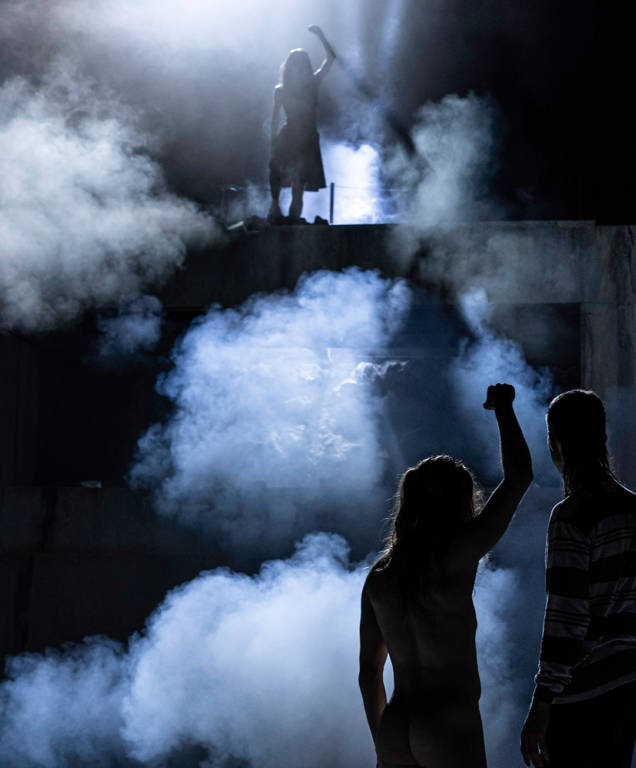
360;384;533;768
521;390;636;768
268;25;335;224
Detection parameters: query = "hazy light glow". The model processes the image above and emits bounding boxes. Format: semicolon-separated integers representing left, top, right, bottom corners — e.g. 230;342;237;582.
59;0;359;56
281;141;386;224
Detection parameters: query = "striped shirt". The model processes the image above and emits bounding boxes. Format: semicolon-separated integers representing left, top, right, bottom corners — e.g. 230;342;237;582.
533;477;636;704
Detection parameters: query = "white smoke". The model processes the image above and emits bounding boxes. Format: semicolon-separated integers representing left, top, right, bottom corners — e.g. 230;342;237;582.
0;67;216;331
122;534;369;767
0;534;519;768
98;295;164;358
129;268;410;556
388;93;499;237
475;564;525;764
450;290;555;480
0;637;129;766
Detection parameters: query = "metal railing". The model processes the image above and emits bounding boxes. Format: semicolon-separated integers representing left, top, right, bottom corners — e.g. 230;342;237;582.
216;183;407;226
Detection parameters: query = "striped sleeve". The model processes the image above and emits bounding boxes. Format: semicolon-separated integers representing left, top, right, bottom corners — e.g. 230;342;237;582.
533;512;591;703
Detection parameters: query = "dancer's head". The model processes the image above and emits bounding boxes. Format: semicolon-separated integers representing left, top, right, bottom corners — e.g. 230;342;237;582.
547;389;610;493
383;455;477;566
281;48;313;90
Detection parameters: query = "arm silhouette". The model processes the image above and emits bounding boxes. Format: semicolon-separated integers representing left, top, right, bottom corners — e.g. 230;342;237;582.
358;582;388;741
451;383;533;565
309;25;336;84
271;86;282;146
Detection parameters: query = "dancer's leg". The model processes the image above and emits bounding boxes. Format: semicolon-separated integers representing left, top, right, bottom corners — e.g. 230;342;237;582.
268;164;283;220
289;183;304;219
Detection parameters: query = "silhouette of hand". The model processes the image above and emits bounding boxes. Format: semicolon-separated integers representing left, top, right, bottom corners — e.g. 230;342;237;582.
483;383;515;411
308;25;324;37
520;700;551;767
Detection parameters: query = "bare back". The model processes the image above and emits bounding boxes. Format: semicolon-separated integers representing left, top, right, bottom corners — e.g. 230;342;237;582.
363;546;486;768
359;391;532;767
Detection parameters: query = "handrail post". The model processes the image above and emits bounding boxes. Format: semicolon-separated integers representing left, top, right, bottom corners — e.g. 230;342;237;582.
329;182;335;224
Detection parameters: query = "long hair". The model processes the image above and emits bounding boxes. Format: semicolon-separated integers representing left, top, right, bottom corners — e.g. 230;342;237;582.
547;389;613;494
375;455;479;596
280;48;314;91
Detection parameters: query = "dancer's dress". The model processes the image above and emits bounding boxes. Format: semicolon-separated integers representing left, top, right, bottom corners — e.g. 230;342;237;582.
269;81;326;191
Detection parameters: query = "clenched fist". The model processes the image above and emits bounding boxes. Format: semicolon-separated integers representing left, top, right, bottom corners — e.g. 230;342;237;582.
483;383;515;411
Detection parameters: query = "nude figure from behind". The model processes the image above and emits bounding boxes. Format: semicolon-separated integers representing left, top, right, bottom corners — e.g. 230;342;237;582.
359;383;533;768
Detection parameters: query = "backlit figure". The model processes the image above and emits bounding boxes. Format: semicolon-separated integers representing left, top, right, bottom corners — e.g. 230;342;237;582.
268;26;335;222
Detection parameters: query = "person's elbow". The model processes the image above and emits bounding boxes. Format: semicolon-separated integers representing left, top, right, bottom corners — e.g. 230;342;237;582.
518;464;534;489
506;466;533;494
358;662;382;689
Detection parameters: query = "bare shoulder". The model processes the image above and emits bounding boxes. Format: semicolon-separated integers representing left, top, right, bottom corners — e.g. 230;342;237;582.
363;562;388;600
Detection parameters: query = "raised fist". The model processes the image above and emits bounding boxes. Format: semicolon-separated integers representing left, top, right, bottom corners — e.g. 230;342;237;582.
308;25;323;36
483;383;515;411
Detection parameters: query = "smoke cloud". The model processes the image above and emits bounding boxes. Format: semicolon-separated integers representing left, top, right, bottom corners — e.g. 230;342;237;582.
130;268;410;560
0;637;129;766
0;534;520;768
0;66;216;331
388;93;499;236
450;290;556;483
98;295;164;359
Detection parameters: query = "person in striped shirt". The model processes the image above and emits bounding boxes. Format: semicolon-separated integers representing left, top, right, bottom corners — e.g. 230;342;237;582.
521;389;636;767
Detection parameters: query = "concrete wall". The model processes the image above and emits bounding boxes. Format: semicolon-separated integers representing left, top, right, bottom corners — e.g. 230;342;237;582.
0;333;41;487
582;226;636;487
0;487;218;660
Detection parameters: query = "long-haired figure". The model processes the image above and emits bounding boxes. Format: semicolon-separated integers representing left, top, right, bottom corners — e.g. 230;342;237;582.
359;384;533;768
268;25;335;222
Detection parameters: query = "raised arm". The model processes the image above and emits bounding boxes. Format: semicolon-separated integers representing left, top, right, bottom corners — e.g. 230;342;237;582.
271;86;282;146
452;383;533;564
358;581;388;741
308;25;336;84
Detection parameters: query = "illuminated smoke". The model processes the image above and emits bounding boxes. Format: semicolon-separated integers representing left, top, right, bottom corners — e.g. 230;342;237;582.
451;290;555;481
388;92;499;243
129;268;410;559
0;68;215;331
0;535;520;768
